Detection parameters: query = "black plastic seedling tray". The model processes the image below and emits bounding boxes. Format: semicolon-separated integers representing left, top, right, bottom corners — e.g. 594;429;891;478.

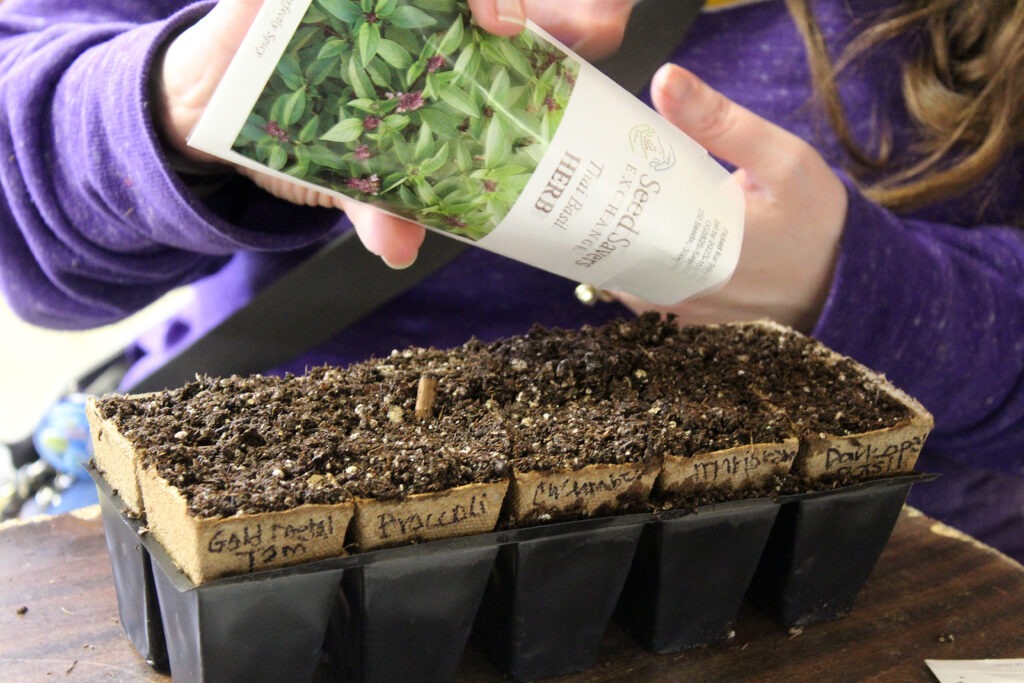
325;541;500;682
471;515;647;681
96;470;500;683
746;473;936;628
615;497;782;653
95;489;169;672
92;469;933;681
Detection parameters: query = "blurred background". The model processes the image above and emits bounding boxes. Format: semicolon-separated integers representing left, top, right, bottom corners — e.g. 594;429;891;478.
1;288;192;518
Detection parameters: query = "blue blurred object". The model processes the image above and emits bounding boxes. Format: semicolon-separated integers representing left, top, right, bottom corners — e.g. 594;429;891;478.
25;392;99;515
32;392;94;479
4;354;131;521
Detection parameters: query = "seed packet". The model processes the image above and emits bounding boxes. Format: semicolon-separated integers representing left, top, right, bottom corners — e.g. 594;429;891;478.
189;0;744;305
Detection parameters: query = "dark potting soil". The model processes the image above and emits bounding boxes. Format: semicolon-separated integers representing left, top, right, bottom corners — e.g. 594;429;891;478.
94;314;911;519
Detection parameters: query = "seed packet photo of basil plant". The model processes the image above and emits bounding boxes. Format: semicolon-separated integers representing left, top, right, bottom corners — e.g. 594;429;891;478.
191;0;745;305
192;0;578;241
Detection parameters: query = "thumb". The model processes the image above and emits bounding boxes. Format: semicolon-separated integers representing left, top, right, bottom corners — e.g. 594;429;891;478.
157;0;265;160
201;0;266;53
650;64;797;179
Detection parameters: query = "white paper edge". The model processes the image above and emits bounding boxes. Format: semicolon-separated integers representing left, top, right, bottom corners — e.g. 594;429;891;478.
925;659;1024;683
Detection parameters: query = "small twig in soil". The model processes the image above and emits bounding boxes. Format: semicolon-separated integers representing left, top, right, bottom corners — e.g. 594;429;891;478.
415;374;439;420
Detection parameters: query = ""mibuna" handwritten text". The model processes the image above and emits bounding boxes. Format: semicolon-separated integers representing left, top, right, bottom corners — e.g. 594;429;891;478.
689;447;796;484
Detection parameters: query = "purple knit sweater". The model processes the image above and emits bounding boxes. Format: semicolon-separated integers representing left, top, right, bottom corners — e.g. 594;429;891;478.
2;0;1023;557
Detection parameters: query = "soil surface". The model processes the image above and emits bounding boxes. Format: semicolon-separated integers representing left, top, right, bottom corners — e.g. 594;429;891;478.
95;314;912;518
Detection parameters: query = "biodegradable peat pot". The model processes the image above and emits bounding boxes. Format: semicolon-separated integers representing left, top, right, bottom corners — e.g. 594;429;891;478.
348;480;509;550
792;405;932;482
137;461;354;584
495;392;666;528
615;498;781;653
716;320;934;481
472;515;645;681
88;383;360;585
746;474;932;627
93;473;168;671
90;430;351;682
325;539;499;682
785;348;934;481
655;438;798;502
503;459;661;526
87;396;147;516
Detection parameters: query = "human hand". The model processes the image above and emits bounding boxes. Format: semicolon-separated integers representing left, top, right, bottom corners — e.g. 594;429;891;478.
613;64;848;333
155;0;263;171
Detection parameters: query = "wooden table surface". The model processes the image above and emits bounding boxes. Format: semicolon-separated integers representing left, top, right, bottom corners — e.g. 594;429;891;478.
1;505;1022;682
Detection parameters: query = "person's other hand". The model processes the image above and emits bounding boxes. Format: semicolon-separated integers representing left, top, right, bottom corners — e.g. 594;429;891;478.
615;64;848;333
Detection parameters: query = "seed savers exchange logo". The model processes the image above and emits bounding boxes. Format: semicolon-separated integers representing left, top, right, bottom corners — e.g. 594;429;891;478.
629;124;676;172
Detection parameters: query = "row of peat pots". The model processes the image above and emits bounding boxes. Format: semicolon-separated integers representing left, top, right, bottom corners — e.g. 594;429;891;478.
95;472;931;682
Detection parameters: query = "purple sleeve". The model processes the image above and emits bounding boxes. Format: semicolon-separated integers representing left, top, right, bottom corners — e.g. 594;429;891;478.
0;0;340;329
814;175;1024;475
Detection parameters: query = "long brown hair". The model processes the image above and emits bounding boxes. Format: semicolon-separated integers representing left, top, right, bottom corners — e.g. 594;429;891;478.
785;0;1024;213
